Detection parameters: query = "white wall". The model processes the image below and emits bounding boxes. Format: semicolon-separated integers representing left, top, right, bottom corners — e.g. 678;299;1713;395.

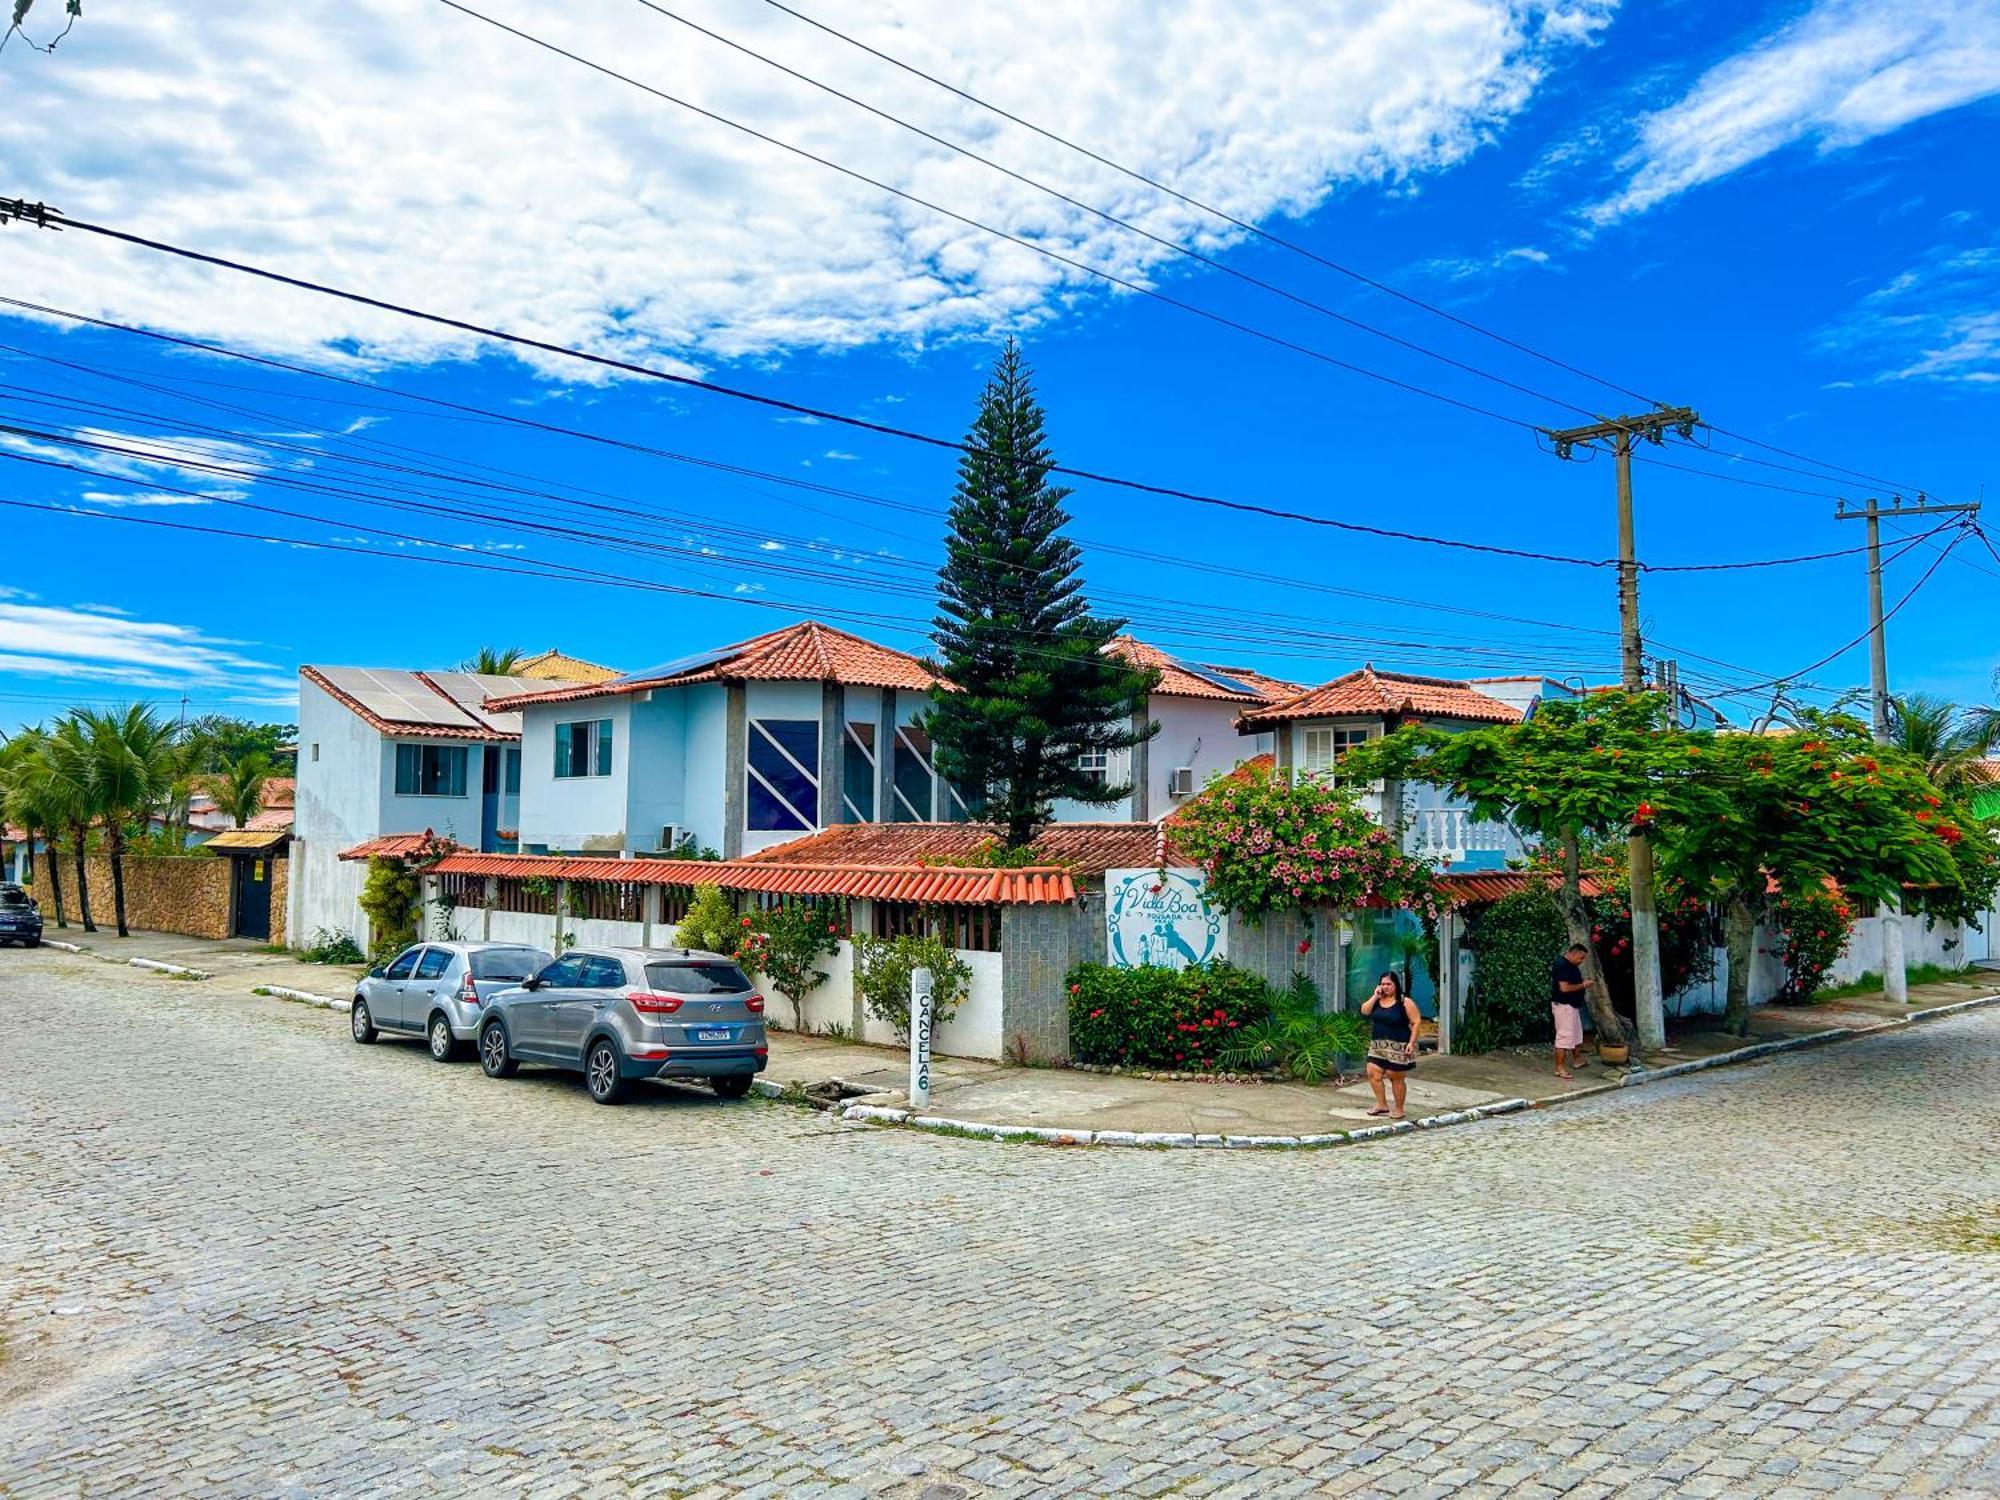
292;677;386;947
937;949;1004;1060
764;940;856;1037
681;683;729;854
625;692;689;853
1150;696;1254;816
516;697;634;853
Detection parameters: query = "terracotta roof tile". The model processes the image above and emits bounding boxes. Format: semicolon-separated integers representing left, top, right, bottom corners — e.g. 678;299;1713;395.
1436;871;1607;906
515;648;620;684
337;831;465;862
740;821;1183;877
1238;667;1523;730
425;851;1076;906
486;621;943;711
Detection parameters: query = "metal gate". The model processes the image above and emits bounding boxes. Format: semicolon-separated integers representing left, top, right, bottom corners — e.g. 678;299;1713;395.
231;856;272;941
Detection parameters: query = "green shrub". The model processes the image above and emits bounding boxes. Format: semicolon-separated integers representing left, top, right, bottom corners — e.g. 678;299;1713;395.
1219;971;1370;1083
1463;886;1567;1047
856;933;972;1041
297;927;364;966
358;856;423;965
673;884;738;954
1066;960;1271;1071
746;898;846;1027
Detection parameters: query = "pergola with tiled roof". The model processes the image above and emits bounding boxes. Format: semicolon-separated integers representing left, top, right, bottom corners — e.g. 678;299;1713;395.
486;621;943;711
1237;666;1523;731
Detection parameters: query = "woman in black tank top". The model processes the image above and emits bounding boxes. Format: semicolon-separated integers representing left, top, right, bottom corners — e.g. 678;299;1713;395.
1362;971;1420;1120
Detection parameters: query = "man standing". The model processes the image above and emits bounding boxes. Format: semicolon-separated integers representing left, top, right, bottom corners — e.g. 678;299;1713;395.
1550;941;1589;1081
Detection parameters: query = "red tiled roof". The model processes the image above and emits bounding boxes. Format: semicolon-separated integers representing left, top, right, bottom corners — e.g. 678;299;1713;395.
1436;871;1608;906
741;820;1184;876
338;832;465;862
1967;759;2000;786
1238;667;1523;730
425;851;1075;905
1106;636;1260;702
486;621;943;710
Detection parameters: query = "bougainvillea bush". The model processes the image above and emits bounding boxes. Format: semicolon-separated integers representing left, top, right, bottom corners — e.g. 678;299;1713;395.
1066;960;1272;1071
1173;763;1443;922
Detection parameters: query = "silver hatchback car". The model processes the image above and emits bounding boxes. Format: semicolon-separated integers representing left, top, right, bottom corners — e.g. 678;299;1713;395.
476;946;769;1104
350;941;553;1062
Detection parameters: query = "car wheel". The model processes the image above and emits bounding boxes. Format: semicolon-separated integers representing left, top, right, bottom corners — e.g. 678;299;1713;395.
479;1021;518;1078
351;998;378;1044
710;1075;753;1100
427;1012;461;1063
24;938;38;948
585;1039;627;1106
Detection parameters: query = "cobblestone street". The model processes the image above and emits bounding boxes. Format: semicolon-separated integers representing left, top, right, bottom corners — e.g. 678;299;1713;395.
2;950;1997;1498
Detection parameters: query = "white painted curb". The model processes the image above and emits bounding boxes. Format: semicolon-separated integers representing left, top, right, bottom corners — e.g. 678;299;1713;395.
128;957;211;980
253;984;351;1011
42;939;86;953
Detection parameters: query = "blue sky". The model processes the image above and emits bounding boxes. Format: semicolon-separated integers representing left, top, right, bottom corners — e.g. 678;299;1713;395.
0;0;1994;733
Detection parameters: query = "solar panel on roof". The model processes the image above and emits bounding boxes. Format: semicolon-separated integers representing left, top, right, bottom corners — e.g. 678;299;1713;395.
318;667;482;729
1167;657;1258;697
610;642;745;686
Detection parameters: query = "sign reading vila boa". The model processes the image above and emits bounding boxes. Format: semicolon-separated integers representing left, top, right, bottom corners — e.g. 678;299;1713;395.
1105;867;1226;970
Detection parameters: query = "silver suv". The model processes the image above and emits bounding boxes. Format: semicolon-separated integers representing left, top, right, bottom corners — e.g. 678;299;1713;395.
477;947;769;1105
350;942;552;1062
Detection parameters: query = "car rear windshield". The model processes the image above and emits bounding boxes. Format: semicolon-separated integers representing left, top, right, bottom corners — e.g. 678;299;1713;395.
0;888;28;907
643;961;753;995
471;948;550;981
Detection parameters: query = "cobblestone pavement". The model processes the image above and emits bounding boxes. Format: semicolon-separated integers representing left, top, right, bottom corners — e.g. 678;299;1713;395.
2;952;1997;1499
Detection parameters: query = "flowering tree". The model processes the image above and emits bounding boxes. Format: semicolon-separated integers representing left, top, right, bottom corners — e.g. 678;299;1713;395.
1173;763;1443;929
1655;712;1999;1034
1342;693;1687;1050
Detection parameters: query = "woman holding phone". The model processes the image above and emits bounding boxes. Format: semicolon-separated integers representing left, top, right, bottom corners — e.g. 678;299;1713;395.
1362;971;1421;1120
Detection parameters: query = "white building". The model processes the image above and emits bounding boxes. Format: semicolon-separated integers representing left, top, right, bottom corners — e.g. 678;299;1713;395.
488;622;956;860
1051;636;1297;823
1238;665;1563;871
289;666;583;945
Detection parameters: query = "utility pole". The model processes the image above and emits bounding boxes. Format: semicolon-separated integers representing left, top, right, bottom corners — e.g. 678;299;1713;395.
1834;493;1979;1003
1547;406;1699;1055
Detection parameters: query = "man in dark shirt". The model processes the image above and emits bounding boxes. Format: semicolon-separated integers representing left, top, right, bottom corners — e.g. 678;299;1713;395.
1550;941;1589;1080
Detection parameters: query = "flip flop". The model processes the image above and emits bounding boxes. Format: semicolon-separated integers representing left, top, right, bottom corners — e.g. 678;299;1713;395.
1365;1107;1390;1117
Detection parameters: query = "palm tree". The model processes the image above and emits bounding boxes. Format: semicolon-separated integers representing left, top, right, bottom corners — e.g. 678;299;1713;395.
1888;692;1988;794
1965;668;2000;759
461;646;525;674
77;705;179;938
0;728;63;922
39;720;97;932
201;752;273;829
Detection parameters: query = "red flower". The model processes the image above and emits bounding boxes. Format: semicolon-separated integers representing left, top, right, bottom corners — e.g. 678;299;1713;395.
1296;939;1312;956
1069;983;1081;995
740;916;753;928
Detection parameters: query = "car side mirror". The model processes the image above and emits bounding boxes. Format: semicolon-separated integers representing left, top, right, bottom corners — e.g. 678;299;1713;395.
521;976;542;991
368;965;386;979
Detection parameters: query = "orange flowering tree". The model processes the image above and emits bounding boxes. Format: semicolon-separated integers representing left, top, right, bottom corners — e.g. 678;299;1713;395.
1657;711;1999;1034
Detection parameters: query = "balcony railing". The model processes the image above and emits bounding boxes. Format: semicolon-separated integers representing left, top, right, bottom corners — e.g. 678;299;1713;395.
1406;806;1521;867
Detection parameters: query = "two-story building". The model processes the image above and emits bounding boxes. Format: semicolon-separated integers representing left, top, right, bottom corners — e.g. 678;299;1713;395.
486;621;959;860
1053;636;1298;822
290;665;585;944
1237;665;1557;870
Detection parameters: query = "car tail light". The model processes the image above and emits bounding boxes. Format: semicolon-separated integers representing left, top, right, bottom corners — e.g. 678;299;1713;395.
461;970;480;1005
746;994;766;1013
627;991;684;1014
753;1044;769;1058
630;1046;670;1061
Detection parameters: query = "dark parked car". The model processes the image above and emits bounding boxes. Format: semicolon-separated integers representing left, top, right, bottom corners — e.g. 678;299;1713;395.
0;884;43;947
477;947;768;1104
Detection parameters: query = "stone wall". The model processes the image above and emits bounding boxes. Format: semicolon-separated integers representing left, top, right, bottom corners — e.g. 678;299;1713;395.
999;894;1101;1063
269;858;289;947
52;854;235;940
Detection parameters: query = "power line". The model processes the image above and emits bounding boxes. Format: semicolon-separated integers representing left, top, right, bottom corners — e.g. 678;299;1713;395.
623;0;1602;423
753;0;1658;409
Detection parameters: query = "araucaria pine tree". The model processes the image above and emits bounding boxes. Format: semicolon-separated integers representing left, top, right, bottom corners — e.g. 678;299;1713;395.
926;339;1158;848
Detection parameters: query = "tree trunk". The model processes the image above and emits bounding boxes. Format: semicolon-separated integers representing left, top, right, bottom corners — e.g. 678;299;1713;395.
107;822;130;938
1556;826;1630;1052
70;824;95;932
1721;888;1759;1038
41;827;66;928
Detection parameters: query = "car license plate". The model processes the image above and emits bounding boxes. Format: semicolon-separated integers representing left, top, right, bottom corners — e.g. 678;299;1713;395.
693;1027;732;1043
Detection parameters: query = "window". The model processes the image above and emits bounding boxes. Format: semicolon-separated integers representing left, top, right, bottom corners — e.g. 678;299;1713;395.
414;948;452;981
384;948;422;981
1075;748;1108;785
504;746;521;795
310;743;320;762
536;954;588;988
470;948;548;981
395;744;468;797
748;719;820;832
892;724;935;822
1299;726;1372;781
582;955;628;989
644;960;753;994
842;721;876;823
554;719;613;779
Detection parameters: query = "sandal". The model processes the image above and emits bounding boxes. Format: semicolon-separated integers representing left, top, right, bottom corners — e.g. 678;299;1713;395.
1389;1112;1406;1121
1365;1107;1390;1117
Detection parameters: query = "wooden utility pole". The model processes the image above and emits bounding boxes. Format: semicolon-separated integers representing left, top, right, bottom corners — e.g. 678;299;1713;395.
1834;493;1979;1002
1547;406;1698;1055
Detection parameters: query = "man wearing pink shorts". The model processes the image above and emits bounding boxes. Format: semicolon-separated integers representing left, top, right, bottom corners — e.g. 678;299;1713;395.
1550;941;1589;1080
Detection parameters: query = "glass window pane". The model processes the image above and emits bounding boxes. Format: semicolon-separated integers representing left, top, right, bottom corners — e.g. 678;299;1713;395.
504;747;521;795
893;728;932;822
395;744;419;796
385;948;421;980
748;720;818;831
644;961;753;993
470;947;546;980
538;955;587;987
595;720;613;777
843;733;875;822
415;948;452;980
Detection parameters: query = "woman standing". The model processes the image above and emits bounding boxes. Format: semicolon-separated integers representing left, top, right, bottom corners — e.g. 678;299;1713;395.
1362;971;1421;1120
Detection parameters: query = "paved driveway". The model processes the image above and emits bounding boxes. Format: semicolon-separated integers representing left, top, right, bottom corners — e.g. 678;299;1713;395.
2;950;1996;1498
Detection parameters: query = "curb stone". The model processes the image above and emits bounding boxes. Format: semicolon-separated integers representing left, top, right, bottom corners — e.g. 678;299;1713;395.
252;984;351;1011
42;939;87;954
128;957;210;980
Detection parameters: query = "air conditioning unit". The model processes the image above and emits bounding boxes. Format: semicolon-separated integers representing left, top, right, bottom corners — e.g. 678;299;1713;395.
658;823;684;854
1169;767;1196;797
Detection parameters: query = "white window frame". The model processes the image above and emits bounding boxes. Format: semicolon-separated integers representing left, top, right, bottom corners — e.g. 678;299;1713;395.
1299;724;1376;783
554;718;613;780
1075;747;1109;785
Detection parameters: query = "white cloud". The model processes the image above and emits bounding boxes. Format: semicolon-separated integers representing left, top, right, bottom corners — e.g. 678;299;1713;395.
0;601;296;703
77;489;229;508
0;0;1611;374
1591;0;2000;223
821;449;859;461
1819;240;2000;386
